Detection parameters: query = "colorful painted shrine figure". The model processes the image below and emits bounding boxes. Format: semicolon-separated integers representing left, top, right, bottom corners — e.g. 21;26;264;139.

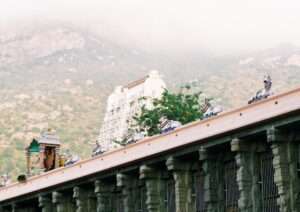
26;129;61;175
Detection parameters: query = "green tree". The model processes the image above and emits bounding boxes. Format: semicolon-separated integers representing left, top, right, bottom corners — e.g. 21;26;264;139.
132;88;204;136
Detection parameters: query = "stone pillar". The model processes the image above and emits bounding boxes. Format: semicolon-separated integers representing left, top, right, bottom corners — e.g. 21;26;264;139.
231;138;253;212
53;192;64;212
53;191;74;212
166;157;193;212
139;165;163;212
11;204;17;212
39;195;53;212
95;180;111;212
267;127;291;212
116;173;133;212
288;137;300;212
199;148;218;212
73;187;88;212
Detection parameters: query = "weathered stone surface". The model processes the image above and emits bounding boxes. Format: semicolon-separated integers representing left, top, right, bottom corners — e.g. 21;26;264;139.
231;138;249;152
11;204;17;212
3;119;300;212
87;192;97;212
267;127;286;144
53;192;65;212
53;191;74;212
199;148;219;212
73;187;89;212
268;128;291;212
140;165;163;212
166;157;193;212
288;140;300;212
116;173;133;212
38;195;53;212
95;180;111;212
231;138;253;212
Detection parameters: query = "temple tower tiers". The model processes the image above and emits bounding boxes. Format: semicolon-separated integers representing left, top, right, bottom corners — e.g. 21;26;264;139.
98;70;166;151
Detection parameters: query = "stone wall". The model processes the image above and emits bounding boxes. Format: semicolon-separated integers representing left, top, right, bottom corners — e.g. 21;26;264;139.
1;126;300;212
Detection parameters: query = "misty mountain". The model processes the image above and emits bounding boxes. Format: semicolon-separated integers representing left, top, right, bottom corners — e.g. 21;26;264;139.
1;25;300;177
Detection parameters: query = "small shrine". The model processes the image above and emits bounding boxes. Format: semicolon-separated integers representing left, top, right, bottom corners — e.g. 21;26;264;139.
26;129;61;175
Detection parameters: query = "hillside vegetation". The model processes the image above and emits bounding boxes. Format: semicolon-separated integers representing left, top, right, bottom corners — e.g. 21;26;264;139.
1;25;300;178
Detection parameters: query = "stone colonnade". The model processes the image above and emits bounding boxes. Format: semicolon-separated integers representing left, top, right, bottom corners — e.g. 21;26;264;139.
1;128;300;212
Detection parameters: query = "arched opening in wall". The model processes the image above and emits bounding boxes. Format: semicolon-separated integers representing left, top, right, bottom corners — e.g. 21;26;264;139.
192;167;206;212
259;149;280;212
223;158;239;212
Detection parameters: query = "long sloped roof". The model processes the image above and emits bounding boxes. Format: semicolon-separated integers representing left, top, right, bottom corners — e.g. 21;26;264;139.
1;86;300;202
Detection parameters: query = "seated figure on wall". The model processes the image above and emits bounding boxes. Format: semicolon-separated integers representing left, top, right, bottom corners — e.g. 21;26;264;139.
159;117;182;134
92;140;104;157
248;75;273;104
202;98;223;119
44;147;55;171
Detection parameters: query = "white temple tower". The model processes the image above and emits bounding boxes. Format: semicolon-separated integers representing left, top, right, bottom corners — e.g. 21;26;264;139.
98;70;166;151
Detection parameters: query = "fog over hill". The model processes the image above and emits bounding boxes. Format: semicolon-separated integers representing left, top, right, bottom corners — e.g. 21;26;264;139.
1;24;300;177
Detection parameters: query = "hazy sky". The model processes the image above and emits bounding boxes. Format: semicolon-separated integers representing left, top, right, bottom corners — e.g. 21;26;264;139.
1;0;300;54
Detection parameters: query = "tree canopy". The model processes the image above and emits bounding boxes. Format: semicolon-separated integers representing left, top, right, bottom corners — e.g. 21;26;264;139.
132;88;204;136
